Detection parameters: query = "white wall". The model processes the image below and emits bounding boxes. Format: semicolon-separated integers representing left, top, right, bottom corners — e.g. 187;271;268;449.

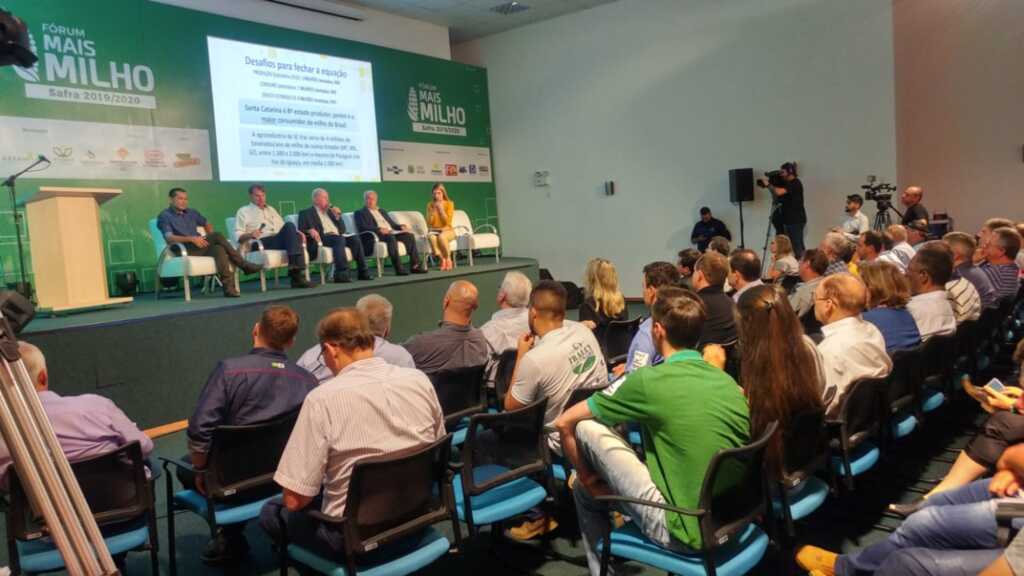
455;0;896;295
894;0;1024;235
152;0;451;59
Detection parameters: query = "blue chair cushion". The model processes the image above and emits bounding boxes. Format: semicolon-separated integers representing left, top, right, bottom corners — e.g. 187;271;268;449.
597;522;768;576
450;427;467;447
773;476;829;522
17;525;150;573
287;526;450;576
551;462;568;482
452;464;547;525
891;413;918;439
831;442;879;477
174;489;277;526
921;389;945;413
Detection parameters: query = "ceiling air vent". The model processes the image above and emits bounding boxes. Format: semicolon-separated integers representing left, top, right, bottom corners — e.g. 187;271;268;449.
491;1;530;16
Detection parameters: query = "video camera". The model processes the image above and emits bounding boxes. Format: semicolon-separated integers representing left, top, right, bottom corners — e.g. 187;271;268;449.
755;170;786;190
860;174;897;208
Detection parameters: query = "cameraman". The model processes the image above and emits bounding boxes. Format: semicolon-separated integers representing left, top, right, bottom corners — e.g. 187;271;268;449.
900;185;929;226
771;162;807;257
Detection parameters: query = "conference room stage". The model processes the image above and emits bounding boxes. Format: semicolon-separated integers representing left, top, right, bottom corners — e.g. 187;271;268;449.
20;256;538;430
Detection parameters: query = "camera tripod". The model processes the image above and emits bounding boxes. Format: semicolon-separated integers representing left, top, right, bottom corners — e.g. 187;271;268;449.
872;203;903;232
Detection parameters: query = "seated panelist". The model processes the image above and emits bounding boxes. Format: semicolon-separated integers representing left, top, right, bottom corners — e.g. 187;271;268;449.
353;190;427;276
234;184;313;289
296;188;372;283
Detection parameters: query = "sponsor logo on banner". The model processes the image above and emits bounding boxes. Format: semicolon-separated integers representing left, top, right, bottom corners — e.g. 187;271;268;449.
52;145;73;160
407;83;467;137
173;153;200;168
115;147;130;160
469;164;477;175
445;164;458;176
386;165;403;175
144;149;166;167
7;22;158;109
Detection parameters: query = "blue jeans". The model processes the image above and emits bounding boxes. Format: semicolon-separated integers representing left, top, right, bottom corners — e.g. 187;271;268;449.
836;479;1006;576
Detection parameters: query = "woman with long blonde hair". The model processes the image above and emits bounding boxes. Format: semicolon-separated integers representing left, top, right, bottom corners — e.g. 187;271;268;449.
579;258;627;330
425;182;456;271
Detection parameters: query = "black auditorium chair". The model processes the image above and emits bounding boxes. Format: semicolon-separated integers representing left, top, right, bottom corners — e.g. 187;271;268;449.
828;377;886;491
6;441;158;575
600;316;643;366
428;365;487;446
275;435;460;576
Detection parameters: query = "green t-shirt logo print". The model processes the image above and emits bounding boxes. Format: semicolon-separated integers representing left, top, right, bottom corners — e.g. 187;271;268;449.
572;355;596;375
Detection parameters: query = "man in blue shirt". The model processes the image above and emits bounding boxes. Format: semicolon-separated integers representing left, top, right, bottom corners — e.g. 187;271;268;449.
181;305;318;564
615;261;681;376
157;187;261;297
690;207;731;252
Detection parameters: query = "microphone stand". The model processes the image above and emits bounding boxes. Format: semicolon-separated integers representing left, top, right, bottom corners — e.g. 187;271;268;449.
2;156;49;301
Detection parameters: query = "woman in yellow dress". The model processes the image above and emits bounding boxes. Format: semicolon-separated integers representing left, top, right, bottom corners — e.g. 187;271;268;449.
426;183;456;271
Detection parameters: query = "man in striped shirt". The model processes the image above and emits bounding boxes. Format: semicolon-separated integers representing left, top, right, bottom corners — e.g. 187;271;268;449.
980;227;1022;303
944;232;998;310
260;308;445;558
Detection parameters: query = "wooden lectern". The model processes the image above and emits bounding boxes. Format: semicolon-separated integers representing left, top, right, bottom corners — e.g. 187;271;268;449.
24;187;133;313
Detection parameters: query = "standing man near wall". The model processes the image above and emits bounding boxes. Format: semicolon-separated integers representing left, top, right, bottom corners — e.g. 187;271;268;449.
900;186;929;227
690;207;731;252
772;162;807;257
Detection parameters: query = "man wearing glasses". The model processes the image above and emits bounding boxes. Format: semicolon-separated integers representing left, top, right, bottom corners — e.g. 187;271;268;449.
813;274;891;416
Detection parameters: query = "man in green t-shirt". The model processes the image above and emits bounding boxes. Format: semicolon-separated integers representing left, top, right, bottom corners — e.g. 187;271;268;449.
555;286;751;575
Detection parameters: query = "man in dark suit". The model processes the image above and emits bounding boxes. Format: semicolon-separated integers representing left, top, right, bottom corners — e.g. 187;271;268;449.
354;190;427;276
297;188;372;283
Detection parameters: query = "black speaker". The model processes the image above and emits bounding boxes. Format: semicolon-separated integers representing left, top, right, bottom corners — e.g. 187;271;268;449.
729;168;754;203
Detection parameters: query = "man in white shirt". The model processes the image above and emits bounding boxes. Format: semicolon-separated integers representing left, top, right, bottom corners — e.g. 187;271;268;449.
504;280;607;540
906;242;958;340
260;308;445;558
840;194;871;242
480;271;533;356
297;294;414;380
815;274;892;416
353;190;427;276
886;224;917;269
234;184;313;288
789;249;828;317
506;280;607;455
728;249;763;302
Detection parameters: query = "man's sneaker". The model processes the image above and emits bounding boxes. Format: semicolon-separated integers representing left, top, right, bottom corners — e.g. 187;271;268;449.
795;545;837;576
506;516;558;541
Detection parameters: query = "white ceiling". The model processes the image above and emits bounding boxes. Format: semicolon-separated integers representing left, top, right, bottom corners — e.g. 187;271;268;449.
342;0;621;43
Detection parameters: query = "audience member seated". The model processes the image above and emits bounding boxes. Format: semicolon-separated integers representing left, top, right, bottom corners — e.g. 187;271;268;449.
886;224;917;269
1016;222;1024;273
707;235;731;257
403;280;490;373
945;231;998;310
814;274;892;415
820;232;851;276
981;226;1023;302
859;261;922;354
798;442;1024;576
260;308;445;560
906;219;931;247
839;194;871;242
0;342;153;486
933;240;982;324
676;248;701;290
889;341;1024;516
578;258;628;330
906;241;957;341
789;248;829;318
974;217;1015;265
735;285;825;475
554;286;750;576
234;184;313;289
690;251;738;346
507;280;607;455
767;234;800;281
183;305;317;563
299;295;415;380
354;190;428;275
856;230;883;266
877;230;907;271
620;262;681;374
480;271;533;356
729;249;763;302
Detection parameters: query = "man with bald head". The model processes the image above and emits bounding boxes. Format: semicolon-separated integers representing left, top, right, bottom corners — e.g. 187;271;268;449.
814;274;892;415
886;224;917;269
403;280;490;373
900;185;929;227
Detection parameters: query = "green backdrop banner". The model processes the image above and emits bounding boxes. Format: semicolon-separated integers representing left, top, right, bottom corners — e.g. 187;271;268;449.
0;0;495;293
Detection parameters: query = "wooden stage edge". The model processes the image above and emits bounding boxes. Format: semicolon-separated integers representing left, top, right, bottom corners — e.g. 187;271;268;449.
145;419;187;439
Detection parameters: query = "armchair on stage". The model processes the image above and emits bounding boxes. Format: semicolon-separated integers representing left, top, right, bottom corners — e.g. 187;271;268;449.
225;217;290;292
341;212;405;278
453;210;501;266
149;219;228;302
284;214;352;285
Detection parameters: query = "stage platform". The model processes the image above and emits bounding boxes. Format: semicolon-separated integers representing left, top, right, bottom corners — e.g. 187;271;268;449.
22;257;538;429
